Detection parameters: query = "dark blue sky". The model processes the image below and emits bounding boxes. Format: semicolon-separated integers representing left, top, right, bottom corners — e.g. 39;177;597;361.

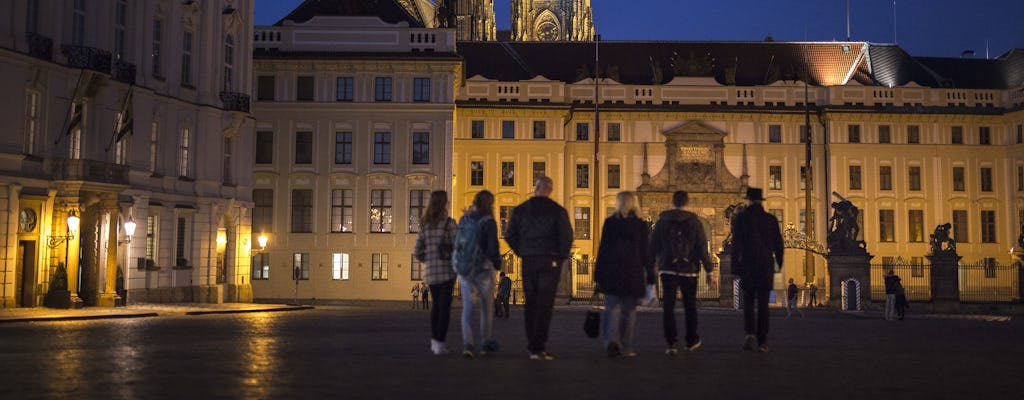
255;0;1024;58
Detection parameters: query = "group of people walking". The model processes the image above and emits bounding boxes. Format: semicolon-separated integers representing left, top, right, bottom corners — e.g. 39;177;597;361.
414;179;785;359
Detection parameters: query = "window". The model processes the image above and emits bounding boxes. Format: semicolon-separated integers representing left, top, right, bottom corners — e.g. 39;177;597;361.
576;123;589;141
374;132;391;164
296;76;314;101
574;207;590;240
181;31;193;86
336;77;353;101
413;78;431;102
800;125;809;143
879;166;892;190
332;253;350;280
768;125;781;143
980;168;993;192
908;210;924;242
175;216;189;266
223;137;232;183
293;253;310;280
607;123;621;141
151;18;163;77
768;209;784;230
799;209;814;233
179;128;190;177
411;255;424;280
251;253;269;280
256;131;273;164
470;161;484;186
1018;165;1023;191
908;166;921;191
371;253;390;280
911;257;925;278
532;162;546;185
72;0;86;46
847;125;860;143
149;122;158;172
409;190;429;233
980;210;996;243
953;167;965;191
576;163;589;188
412;132;430;164
849;165;862;190
223;36;234;91
252;189;273;234
979;127;991;145
291;190;313;233
294;131;312;164
145;215;158;263
499;206;513;237
26;0;39;34
800;166;812;190
879;210;895;242
114;0;127;59
114;128;129;165
471;120;484;138
533;121;546;139
370;190;393;233
335;132;352;164
502;121;514;139
878;125;891;143
607;164;620;189
907;125;920;144
501;162;515;186
23;91;39;155
951;126;963;144
331;189;354;233
257;76;275;100
952;210;968;244
375;77;392;101
768;165;782;190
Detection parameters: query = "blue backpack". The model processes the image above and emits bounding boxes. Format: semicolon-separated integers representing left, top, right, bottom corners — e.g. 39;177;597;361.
452;215;492;276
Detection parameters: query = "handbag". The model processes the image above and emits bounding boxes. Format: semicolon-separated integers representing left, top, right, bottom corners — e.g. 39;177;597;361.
583;310;600;339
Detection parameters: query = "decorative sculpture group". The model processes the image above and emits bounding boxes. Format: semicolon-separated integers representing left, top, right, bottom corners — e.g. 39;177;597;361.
826;192;866;252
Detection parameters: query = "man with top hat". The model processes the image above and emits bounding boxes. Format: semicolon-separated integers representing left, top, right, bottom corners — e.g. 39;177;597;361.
730;187;784;353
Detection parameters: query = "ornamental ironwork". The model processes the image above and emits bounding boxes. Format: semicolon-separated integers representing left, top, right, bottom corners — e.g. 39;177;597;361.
783;223;827;255
112;60;136;84
61;44;112;74
26;32;53;61
219;91;251;113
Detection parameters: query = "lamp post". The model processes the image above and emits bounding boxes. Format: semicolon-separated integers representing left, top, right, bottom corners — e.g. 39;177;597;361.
121;216;136;306
48;210;81;307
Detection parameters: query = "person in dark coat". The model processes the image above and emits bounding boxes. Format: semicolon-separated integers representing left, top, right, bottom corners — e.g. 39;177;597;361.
730;187;784;353
495;272;512;319
594;191;656;357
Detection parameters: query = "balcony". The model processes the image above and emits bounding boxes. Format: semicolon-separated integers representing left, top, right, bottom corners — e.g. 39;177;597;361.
60;45;111;75
25;32;53;61
112;60;136;84
52;159;128;185
219;91;250;113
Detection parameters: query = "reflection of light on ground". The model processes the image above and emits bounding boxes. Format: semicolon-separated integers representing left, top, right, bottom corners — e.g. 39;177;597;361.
44;323;87;396
240;313;279;398
108;320;142;399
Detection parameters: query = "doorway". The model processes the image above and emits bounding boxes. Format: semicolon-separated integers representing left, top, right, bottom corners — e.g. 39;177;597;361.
17;240;37;307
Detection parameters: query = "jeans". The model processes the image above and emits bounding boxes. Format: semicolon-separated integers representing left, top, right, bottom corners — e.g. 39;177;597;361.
786;296;804;318
428;279;455;342
602;294;639;351
742;284;771;345
885;294;896;320
661;274;699;346
459;270;496;349
495;295;510;318
522;256;562;353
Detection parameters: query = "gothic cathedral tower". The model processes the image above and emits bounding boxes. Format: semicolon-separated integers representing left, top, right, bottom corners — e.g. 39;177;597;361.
437;0;496;41
511;0;594;41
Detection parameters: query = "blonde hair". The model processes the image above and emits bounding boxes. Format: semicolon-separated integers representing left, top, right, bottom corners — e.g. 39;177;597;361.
614;191;640;218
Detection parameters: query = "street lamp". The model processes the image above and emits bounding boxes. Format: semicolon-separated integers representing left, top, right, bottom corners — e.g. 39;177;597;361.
47;210;80;249
122;216;136;244
250;234;268;256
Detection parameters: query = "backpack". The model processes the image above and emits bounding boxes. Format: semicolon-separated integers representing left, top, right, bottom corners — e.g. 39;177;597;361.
665;219;693;269
452;215;492;276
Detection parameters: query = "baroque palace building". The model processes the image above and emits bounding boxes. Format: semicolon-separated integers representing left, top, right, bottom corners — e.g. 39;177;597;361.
0;0;256;308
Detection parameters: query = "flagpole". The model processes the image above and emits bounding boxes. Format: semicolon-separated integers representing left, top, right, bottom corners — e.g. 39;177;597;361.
54;70;87;146
592;34;601;260
106;85;134;152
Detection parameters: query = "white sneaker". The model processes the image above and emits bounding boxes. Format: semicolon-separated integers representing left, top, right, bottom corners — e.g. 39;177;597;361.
431;339;448;355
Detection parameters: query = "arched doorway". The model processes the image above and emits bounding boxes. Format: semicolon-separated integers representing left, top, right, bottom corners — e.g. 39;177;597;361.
842;278;862;311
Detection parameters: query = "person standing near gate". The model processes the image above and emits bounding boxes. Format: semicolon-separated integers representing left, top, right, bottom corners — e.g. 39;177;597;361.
505;176;573;361
495;272;512;319
884;270;900;321
731;187;784;353
420;282;430;310
808;283;818;307
650;190;714;355
411;283;421;309
785;278;804;318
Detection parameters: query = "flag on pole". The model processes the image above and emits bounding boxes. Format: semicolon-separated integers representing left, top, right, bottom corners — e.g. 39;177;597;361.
65;103;82;137
115;86;134;141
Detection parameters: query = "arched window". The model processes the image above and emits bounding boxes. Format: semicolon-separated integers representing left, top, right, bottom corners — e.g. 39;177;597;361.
223;35;234;91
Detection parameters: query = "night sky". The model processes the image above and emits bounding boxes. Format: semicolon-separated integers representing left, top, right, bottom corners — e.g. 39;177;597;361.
254;0;1024;58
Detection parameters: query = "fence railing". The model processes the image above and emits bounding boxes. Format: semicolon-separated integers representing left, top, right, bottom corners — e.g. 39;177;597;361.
870;264;932;302
959;262;1019;303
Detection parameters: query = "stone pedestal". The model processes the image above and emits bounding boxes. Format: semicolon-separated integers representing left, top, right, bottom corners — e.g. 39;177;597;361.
826;250;873;311
927;253;962;313
716;252;737;308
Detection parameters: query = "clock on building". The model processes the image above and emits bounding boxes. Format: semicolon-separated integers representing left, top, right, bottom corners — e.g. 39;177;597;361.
537;22;559;41
19;208;36;232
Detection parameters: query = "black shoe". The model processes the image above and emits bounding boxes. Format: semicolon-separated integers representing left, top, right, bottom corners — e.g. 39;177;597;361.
686;338;702;352
606;343;621;358
743;335;757;351
529;352;555;361
665;343;679;356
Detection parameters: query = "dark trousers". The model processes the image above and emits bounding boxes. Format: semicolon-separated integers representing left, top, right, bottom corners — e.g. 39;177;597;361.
421;295;429;310
661;274;699;346
522;256;562;353
495;295;510;318
742;284;771;345
428;279;455;342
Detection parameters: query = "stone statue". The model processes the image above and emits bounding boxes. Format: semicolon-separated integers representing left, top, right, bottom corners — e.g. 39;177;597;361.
929;223;957;255
720;202;746;253
826;192;866;252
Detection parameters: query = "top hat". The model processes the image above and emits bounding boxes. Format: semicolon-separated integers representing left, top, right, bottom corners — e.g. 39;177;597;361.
745;187;765;201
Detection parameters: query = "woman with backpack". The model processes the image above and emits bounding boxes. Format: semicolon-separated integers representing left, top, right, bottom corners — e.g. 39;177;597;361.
594;191;656;357
453;190;502;357
414;190;458;355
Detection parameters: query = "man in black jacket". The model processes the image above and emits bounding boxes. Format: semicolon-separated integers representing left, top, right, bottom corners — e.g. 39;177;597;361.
505;176;573;361
650;190;714;355
730;187;784;353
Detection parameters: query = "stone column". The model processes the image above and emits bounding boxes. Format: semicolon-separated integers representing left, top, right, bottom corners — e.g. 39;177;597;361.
97;203;121;307
65;205;84;308
1016;251;1024;301
716;251;736;308
825;250;873;311
927;253;962;313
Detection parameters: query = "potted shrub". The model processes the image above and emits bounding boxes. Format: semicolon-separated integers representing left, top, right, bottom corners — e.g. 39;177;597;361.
43;263;71;309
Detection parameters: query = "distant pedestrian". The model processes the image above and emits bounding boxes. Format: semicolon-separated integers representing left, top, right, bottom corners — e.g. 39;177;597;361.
411;284;421;309
808;283;818;307
495;272;512;319
453;190;502;358
505;176;573;361
785;278;804;318
884;270;900;321
413;190;458;355
421;282;430;309
594;191;656;357
650;190;715;355
731;188;784;353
